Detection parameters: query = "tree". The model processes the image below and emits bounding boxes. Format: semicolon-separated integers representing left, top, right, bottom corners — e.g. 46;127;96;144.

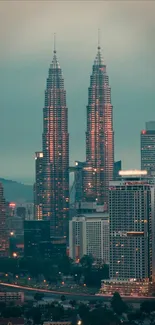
69;300;77;308
1;306;22;317
80;255;94;269
111;292;128;315
61;295;66;301
52;305;64;321
140;301;155;314
58;256;73;275
30;307;42;324
128;311;144;322
78;303;90;324
0;302;6;313
34;292;44;301
90;307;120;325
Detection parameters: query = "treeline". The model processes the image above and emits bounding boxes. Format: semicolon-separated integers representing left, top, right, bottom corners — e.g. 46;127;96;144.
0;293;155;325
0;254;109;288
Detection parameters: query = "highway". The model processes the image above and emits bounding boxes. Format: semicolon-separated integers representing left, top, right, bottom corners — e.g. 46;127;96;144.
1;282;155;306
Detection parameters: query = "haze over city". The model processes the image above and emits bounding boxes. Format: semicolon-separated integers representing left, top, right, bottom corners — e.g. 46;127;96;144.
0;0;155;183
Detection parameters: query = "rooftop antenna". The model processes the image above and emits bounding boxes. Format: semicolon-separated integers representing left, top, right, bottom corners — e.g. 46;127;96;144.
54;32;56;53
98;28;101;50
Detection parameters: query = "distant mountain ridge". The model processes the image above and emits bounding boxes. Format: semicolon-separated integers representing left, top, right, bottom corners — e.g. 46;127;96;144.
0;178;33;203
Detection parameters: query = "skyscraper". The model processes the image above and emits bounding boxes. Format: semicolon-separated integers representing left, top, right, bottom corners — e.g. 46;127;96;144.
141;121;155;181
0;183;8;256
34;151;43;220
100;170;155;296
84;41;114;206
42;41;69;237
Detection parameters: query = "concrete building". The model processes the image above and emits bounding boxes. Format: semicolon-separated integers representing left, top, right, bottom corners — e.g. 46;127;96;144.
69;214;109;263
100;170;155;297
6;216;24;237
141;121;155;181
0;291;24;304
0;319;24;325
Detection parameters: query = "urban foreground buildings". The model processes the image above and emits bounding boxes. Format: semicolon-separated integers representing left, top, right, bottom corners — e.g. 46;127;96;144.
69;213;109;263
100;170;155;296
141;121;155;182
0;182;8;256
34;43;69;237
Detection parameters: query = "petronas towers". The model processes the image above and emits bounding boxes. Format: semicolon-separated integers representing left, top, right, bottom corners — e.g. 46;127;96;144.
84;44;114;206
34;36;114;237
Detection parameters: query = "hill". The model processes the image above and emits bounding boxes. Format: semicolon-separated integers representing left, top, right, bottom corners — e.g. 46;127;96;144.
0;178;33;203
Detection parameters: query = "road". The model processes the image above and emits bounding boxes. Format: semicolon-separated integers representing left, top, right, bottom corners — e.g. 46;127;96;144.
0;282;155;306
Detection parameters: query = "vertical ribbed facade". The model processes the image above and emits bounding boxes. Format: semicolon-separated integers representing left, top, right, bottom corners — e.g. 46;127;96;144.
0;183;8;256
34;152;43;220
84;46;114;205
141;122;155;180
42;49;69;237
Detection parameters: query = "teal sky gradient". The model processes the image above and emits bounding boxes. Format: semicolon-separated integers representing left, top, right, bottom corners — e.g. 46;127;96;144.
0;1;155;183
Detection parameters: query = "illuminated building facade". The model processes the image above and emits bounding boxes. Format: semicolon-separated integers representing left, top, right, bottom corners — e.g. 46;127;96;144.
0;183;8;256
141;121;155;182
69;213;109;263
103;170;155;296
42;45;69;237
84;43;114;206
34;151;43;220
100;280;155;297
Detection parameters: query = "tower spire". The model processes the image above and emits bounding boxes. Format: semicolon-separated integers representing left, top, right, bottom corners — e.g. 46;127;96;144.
98;28;101;50
54;32;56;54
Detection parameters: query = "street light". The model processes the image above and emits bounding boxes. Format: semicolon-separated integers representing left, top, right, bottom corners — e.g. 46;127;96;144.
77;321;82;325
13;252;17;258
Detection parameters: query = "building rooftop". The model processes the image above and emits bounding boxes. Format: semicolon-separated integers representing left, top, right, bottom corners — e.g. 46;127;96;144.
119;170;147;177
72;212;109;221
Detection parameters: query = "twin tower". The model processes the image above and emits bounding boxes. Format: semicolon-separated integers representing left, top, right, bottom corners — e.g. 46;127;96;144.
34;41;114;238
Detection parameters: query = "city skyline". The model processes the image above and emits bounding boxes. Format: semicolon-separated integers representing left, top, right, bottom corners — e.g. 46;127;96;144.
0;1;155;183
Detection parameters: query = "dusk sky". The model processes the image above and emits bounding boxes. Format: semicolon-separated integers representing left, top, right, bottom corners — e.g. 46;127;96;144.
0;1;155;184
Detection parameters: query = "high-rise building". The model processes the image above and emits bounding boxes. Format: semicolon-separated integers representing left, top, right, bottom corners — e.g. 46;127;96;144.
141;121;155;181
100;170;155;297
34;151;43;220
114;160;122;180
42;42;69;237
0;183;8;256
84;42;114;206
69;213;109;263
24;220;50;258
